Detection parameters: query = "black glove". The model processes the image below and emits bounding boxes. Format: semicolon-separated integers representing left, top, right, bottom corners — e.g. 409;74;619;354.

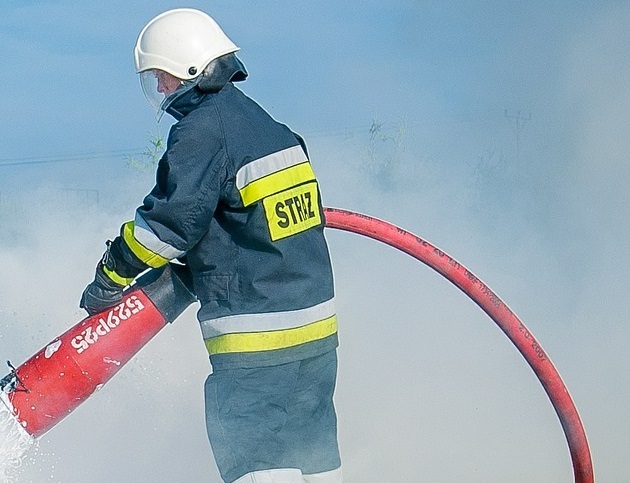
80;236;146;316
79;263;125;316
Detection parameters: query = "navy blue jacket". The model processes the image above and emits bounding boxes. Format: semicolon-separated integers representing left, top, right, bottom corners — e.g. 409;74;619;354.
127;80;338;369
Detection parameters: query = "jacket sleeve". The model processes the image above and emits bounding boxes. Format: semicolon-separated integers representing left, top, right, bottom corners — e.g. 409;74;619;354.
128;112;228;264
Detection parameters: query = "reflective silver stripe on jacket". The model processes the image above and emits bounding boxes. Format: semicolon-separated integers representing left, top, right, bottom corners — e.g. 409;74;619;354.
134;212;186;260
235;145;308;190
200;298;336;339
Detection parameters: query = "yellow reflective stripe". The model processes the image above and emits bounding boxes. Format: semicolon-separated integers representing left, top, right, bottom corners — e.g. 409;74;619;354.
133;214;185;260
102;265;134;287
205;315;337;355
239;162;316;207
236;145;307;189
200;299;336;338
122;221;169;268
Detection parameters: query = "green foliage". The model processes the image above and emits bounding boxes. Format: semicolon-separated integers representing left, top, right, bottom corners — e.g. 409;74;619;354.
362;119;407;191
126;129;165;173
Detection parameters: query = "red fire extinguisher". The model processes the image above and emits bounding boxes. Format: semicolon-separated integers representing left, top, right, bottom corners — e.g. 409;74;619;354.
0;265;195;438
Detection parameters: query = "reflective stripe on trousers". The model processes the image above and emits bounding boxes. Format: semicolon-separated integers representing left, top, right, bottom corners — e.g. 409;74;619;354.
232;467;343;483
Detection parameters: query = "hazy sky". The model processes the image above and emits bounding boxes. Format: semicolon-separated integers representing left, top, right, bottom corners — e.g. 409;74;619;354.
1;1;629;482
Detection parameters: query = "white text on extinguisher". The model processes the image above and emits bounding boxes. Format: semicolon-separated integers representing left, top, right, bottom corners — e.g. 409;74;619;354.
71;296;145;354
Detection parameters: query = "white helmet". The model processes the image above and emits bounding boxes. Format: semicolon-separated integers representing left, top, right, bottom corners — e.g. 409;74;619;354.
134;8;239;79
134;8;239;116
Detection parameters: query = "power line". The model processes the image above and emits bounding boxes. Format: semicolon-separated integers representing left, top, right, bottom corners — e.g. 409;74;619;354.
0;109;521;168
0;148;144;168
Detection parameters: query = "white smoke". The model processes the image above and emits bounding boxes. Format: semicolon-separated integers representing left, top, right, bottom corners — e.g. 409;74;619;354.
2;1;630;482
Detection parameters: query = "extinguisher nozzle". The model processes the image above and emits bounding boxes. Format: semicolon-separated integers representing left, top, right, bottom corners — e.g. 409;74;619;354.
0;361;28;395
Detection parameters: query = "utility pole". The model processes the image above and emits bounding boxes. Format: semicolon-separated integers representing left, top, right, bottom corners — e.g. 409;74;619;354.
505;109;531;163
60;188;100;211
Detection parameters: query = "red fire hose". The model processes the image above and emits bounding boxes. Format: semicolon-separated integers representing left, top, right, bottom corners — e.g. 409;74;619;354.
323;207;593;483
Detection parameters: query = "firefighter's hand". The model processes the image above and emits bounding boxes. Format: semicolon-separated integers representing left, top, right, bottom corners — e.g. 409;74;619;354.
80;265;124;316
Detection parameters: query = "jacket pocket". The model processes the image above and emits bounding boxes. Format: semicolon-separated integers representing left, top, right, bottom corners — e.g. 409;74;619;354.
193;273;231;302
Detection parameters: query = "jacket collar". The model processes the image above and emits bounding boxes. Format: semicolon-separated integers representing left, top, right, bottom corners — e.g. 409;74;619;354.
165;87;206;120
165;53;248;120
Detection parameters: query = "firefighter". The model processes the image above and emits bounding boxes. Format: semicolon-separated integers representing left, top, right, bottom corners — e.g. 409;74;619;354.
80;8;342;483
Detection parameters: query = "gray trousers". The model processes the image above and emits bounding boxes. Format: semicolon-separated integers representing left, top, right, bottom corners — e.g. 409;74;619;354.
204;350;342;483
